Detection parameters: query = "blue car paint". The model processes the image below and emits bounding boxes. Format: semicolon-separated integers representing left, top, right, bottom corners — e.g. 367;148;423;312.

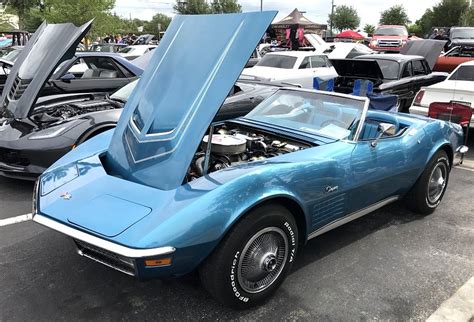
33;13;465;280
36;108;463;279
105;12;277;191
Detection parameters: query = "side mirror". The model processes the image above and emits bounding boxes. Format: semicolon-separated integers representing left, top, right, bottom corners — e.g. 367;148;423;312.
60;73;75;82
371;122;396;147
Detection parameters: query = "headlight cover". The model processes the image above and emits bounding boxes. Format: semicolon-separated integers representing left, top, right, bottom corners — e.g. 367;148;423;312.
28;120;86;140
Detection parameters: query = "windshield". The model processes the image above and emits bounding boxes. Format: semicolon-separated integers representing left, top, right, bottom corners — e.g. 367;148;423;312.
119;47;135;54
111;79;139;101
374;59;400;80
374;27;408;37
256;54;297;69
451;28;474;39
1;47;22;62
449;65;474;81
245;91;366;140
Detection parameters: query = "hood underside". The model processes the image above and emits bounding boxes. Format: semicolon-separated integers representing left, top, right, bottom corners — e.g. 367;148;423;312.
330;59;384;81
105;12;277;190
0;21;92;120
400;39;446;70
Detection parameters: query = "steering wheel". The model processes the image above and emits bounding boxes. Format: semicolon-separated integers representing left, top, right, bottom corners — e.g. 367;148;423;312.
320;119;348;129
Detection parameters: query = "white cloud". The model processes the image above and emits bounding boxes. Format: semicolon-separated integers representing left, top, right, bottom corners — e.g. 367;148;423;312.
114;0;440;27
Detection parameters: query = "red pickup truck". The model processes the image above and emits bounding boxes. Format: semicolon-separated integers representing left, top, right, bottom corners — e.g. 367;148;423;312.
369;25;408;52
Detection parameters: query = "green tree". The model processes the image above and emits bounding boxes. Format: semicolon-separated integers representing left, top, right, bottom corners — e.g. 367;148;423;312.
144;13;172;34
363;24;375;34
210;0;241;13
3;0;38;29
328;5;360;32
431;0;469;27
407;23;422;36
39;0;115;36
459;6;474;26
414;0;469;36
379;5;410;25
173;0;209;14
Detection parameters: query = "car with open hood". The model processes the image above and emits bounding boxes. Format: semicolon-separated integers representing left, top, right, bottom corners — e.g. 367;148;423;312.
33;12;467;309
331;44;448;112
0;75;295;180
434;45;474;73
0;22;143;98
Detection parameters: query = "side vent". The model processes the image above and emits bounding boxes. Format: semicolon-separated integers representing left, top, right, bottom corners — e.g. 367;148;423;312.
311;193;346;228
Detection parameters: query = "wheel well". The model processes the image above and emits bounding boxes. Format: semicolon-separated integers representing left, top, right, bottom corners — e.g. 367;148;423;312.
439;144;453;167
78;125;116;145
249;197;307;245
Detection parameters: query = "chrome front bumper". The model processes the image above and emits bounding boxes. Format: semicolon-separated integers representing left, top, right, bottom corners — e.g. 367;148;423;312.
33;214;176;276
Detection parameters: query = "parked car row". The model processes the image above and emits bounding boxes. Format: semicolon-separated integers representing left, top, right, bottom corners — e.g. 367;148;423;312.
0;13;470;310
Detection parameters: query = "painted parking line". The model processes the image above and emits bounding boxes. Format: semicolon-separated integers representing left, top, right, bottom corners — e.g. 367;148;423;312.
455;166;474;172
0;213;33;227
427;277;474;322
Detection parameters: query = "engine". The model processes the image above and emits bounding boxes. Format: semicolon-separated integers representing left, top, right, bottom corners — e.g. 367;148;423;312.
32;98;122;125
187;125;310;181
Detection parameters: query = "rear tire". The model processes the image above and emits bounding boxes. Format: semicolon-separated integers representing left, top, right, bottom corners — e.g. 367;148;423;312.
405;150;450;214
199;204;298;309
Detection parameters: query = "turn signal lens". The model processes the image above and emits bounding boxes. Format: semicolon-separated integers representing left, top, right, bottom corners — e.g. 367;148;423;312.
145;258;172;267
414;90;425;106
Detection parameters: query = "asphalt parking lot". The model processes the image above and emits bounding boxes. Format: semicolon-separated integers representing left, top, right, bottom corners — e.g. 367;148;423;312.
1;132;473;320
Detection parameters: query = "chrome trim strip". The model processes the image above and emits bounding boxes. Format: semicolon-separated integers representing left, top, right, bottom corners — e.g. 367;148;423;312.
308;196;400;240
34;214;176;258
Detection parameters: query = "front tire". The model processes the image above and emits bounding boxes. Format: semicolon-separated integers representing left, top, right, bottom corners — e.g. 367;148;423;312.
199;204;298;309
405;150;450;214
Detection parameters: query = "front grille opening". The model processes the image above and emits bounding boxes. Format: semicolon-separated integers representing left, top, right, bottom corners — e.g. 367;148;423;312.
0;148;30;166
74;239;136;276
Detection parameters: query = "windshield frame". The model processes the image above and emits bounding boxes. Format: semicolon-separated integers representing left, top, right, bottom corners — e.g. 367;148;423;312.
243;88;369;142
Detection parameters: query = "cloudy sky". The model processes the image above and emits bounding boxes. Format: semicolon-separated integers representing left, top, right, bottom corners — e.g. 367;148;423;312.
114;0;438;27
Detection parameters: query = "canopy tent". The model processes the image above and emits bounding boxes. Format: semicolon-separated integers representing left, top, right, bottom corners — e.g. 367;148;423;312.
336;30;364;40
272;8;325;29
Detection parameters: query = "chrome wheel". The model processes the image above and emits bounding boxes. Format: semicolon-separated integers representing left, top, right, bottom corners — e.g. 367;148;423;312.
427;162;448;204
237;227;288;294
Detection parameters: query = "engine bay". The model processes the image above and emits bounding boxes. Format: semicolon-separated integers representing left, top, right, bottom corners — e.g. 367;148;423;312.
31;97;123;126
187;124;312;181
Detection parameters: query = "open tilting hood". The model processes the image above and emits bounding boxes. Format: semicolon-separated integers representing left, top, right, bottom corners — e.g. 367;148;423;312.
400;39;446;70
330;59;385;81
0;21;92;119
105;12;277;190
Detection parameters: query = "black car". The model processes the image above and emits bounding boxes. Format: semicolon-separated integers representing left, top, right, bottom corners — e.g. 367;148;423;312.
0;77;294;180
331;53;448;111
446;27;474;51
0;22;142;98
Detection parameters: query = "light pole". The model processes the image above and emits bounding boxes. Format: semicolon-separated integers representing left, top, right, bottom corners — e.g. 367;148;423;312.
260;0;263;11
329;0;335;37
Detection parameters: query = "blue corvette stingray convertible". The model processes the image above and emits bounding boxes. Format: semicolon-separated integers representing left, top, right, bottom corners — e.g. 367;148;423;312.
33;12;467;309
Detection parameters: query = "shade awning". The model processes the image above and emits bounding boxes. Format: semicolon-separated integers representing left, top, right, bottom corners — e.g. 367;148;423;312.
272;8;325;29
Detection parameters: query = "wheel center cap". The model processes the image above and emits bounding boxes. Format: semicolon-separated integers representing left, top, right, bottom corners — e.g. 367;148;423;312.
263;254;277;272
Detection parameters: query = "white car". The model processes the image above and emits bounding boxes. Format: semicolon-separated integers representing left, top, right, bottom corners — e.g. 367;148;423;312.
242;51;338;89
119;45;157;60
410;61;474;127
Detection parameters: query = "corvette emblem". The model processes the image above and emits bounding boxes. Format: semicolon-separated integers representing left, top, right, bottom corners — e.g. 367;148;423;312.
60;192;72;200
325;186;339;193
